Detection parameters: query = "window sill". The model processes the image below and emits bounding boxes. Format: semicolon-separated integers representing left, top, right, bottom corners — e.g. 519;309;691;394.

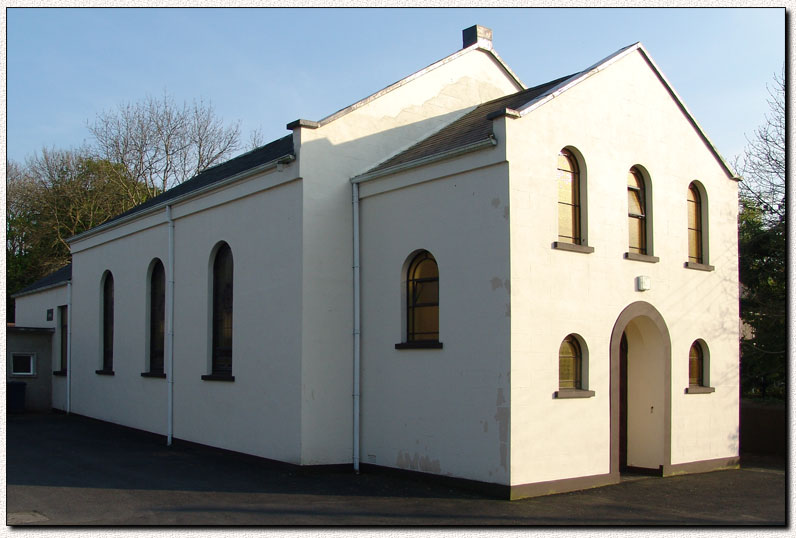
53;370;67;377
141;372;166;378
624;252;659;263
395;341;443;350
552;241;594;254
201;374;235;382
10;373;36;378
684;261;714;272
554;389;595;399
685;385;715;394
95;369;115;376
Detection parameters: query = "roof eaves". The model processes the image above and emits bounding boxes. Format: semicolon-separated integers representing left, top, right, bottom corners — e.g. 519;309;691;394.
306;43;525;129
351;134;498;184
11;280;69;299
67;152;296;244
11;264;72;298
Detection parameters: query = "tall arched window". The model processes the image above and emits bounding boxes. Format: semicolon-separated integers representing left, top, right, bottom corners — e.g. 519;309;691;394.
211;243;234;376
687;183;703;264
149;259;166;375
557;149;581;245
627;167;648;255
406;251;439;343
101;272;114;373
689;341;704;387
558;335;582;389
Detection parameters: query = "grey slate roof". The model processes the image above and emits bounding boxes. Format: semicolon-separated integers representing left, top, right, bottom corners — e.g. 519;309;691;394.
364;74;574;175
100;134;295;228
13;264;72;297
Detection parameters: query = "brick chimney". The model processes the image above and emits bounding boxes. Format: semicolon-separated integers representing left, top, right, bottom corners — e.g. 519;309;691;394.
462;25;493;48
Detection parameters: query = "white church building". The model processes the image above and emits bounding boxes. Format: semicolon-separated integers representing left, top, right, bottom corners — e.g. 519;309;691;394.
11;26;740;499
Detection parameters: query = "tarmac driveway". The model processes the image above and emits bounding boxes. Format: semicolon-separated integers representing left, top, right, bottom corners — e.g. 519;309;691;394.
6;413;788;525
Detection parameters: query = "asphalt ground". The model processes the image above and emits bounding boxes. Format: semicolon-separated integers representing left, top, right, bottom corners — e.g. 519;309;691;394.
5;412;788;526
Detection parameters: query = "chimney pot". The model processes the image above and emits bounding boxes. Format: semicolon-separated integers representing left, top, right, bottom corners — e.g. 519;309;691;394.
462;25;493;48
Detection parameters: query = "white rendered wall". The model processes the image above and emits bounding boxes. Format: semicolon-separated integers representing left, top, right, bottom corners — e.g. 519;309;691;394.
69;168;304;463
357;149;512;485
14;285;66;328
14;285;69;410
69;222;172;434
506;49;739;485
294;48;522;465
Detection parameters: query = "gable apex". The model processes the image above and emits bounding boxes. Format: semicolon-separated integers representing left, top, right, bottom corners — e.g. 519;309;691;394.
287;26;525;131
513;42;738;180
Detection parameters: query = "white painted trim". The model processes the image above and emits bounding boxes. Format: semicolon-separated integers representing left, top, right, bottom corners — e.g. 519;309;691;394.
12;281;69;299
68;154;295;245
9;352;37;376
318;45;525;128
513;42;738;181
515;43;641;117
351;136;497;184
634;44;739;180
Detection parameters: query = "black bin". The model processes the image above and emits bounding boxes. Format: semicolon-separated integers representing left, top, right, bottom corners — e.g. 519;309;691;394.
8;381;26;413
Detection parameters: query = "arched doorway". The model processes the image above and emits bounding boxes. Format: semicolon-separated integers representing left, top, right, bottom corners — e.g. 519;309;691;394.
609;302;671;476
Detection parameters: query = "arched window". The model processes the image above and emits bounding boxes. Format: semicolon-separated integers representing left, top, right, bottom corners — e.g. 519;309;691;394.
406;251;439;343
211;243;234;376
558;335;582;389
627;167;647;255
149;259;166;375
557;149;581;244
687;183;703;264
555;334;594;398
101;272;114;373
689;341;704;387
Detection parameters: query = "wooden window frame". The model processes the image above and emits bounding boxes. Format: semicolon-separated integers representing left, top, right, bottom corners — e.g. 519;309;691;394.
557;149;582;245
686;340;715;394
54;305;68;375
555;334;594;398
148;259;166;376
204;243;234;380
96;271;115;375
627;167;648;256
397;250;442;349
687;182;703;265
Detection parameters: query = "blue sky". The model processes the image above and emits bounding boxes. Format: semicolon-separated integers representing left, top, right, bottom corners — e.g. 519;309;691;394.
6;7;785;166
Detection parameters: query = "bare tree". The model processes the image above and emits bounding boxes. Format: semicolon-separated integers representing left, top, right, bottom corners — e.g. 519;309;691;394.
734;68;786;399
88;92;241;196
247;127;266;151
735;69;785;225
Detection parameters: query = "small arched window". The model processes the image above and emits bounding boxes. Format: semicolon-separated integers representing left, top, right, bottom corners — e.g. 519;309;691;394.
149;259;166;375
406;251;439;343
558;335;582;389
689;341;704;387
211;243;234;376
101;272;114;372
687;183;703;264
557;149;581;245
627;167;647;255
